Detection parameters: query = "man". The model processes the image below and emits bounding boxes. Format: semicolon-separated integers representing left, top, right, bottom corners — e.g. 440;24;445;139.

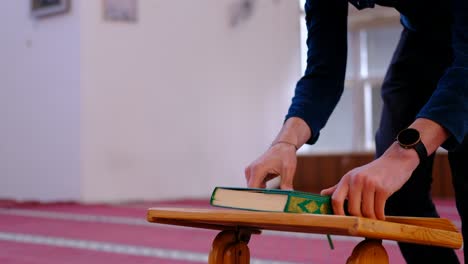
244;0;467;263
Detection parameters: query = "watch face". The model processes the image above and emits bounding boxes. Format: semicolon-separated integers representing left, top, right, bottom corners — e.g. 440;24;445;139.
398;128;420;147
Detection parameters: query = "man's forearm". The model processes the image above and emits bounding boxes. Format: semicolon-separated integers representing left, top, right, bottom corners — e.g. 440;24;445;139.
272;117;312;149
383;118;450;168
409;118;450;155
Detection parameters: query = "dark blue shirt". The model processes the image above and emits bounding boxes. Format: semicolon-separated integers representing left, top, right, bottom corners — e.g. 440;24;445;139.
286;0;467;149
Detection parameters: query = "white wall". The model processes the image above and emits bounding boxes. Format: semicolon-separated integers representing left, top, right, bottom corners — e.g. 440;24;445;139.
0;1;402;202
79;0;301;201
0;1;81;201
0;1;301;202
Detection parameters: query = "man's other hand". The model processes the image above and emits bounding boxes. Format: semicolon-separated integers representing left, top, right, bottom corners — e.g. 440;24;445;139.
320;142;419;220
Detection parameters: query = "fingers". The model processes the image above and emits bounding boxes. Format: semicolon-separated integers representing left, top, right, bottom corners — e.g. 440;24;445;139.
245;147;297;190
321;174;381;218
375;189;388;220
280;162;296;190
261;174;278;188
244;167;251;185
320;185;337;196
245;164;268;188
331;180;349;216
361;185;376;219
347;176;363;217
245;161;283;188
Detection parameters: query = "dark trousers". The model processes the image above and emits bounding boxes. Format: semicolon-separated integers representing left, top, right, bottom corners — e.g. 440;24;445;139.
375;27;467;263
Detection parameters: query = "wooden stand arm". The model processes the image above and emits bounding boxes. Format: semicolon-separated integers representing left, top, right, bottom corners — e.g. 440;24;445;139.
208;228;259;264
347;239;389;264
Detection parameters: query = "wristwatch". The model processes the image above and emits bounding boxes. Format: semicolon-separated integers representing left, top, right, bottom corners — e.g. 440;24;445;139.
396;128;428;163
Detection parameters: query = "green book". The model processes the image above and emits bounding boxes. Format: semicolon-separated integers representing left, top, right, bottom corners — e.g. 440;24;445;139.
210;186;332;215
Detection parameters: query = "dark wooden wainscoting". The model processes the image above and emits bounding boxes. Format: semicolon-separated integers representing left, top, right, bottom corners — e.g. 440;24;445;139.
293;153;454;198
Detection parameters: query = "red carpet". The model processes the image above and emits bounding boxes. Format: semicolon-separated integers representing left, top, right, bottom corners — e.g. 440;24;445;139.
0;199;463;264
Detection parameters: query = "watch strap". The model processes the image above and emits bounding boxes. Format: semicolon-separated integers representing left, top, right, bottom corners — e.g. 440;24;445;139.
413;140;428;163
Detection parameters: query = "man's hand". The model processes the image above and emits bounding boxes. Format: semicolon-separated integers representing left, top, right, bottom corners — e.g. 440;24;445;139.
245;143;297;190
245;117;311;189
321;142;419;220
321;118;449;220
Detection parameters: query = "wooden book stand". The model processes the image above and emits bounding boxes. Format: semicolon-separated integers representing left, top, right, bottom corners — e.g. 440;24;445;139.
147;208;462;264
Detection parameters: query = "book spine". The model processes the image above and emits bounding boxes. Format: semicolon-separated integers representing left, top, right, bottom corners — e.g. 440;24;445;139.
284;194;332;214
209;187;220;205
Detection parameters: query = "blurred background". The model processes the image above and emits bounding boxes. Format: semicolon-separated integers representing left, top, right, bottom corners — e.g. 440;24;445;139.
0;1;461;264
1;0;417;203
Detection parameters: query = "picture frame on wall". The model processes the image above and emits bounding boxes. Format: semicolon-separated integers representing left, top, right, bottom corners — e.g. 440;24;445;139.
31;0;70;18
102;0;138;23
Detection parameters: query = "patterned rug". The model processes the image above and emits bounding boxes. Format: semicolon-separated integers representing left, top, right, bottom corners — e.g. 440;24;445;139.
0;199;463;263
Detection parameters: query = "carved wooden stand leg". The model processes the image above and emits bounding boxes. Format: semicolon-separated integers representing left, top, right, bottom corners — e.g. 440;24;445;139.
346;239;389;264
208;229;256;264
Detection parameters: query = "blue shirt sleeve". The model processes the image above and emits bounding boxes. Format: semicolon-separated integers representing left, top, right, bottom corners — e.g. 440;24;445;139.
416;0;468;150
285;0;348;145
